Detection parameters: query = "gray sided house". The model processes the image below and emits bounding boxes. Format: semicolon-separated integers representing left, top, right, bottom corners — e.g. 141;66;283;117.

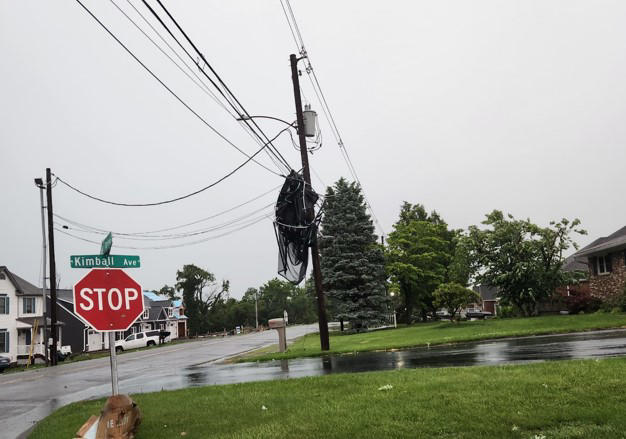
573;226;626;301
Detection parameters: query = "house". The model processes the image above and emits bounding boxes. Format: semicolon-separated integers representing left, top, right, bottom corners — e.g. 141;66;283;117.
473;285;499;315
0;266;65;364
127;292;187;339
555;254;590;298
572;225;626;301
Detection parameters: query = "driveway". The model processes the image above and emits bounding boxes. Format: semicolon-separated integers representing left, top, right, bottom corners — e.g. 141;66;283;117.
1;324;319;439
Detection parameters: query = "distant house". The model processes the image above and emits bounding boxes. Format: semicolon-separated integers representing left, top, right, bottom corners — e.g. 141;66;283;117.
129;292;187;339
572;226;626;301
473;285;499;315
0;266;65;364
555;255;590;298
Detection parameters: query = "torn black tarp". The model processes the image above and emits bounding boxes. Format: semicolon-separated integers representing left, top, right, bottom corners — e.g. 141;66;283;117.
274;171;321;284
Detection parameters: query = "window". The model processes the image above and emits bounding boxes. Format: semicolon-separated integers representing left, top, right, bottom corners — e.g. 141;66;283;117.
126;334;135;341
167;307;173;318
23;297;36;314
0;330;8;353
136;333;144;339
142;309;149;320
0;295;8;314
598;255;610;275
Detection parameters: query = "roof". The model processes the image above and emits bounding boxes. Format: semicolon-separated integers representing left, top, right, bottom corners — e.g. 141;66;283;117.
55;289;74;303
574;226;626;257
148;300;170;321
143;291;165;302
561;255;589;273
0;266;42;295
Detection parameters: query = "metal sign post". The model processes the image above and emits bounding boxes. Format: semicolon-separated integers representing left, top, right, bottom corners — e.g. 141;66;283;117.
108;332;119;395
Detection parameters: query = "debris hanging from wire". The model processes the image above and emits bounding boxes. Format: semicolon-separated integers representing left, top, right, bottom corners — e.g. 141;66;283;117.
274;171;322;284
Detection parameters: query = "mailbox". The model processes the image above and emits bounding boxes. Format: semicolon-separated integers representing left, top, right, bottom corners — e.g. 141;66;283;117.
268;318;287;352
268;318;285;329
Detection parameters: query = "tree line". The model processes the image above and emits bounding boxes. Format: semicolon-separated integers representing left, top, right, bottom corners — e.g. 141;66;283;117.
157;177;585;335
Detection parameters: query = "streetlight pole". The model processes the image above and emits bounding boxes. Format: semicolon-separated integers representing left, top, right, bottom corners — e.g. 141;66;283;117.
34;178;48;366
290;53;330;351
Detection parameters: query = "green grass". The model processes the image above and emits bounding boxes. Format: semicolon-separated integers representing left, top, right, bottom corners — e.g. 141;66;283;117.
243;313;626;362
30;357;626;438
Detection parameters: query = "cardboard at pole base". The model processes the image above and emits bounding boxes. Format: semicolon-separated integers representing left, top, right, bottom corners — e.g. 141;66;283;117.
75;395;141;439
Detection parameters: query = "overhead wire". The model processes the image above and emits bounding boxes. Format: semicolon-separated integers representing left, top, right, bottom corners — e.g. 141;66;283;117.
114;0;288;174
54;212;273;250
279;0;385;237
57;202;275;240
53;125;292;207
139;0;293;174
54;183;281;236
74;0;282;176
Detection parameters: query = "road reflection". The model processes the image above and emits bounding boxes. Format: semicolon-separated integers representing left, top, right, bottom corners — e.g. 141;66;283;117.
183;329;626;387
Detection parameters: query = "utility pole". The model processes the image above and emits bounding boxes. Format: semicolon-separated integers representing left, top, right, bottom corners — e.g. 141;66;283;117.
255;289;259;330
45;168;58;366
34;178;49;366
290;53;330;351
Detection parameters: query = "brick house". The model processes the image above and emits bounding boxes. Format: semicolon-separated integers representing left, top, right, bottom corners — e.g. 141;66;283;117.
572;226;626;301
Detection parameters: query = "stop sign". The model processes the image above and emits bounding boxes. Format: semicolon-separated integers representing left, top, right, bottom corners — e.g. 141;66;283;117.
73;268;144;331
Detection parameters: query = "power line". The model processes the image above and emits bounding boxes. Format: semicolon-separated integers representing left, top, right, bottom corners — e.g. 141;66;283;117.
74;0;282;176
54;212;272;250
55;183;280;236
53;124;292;207
279;0;385;237
121;0;291;174
57;202;274;240
139;0;292;174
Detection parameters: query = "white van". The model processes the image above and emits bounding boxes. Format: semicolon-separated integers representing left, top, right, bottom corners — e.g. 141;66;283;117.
115;330;162;352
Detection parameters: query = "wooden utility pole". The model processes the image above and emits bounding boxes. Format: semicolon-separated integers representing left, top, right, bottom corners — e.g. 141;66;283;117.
290;54;330;351
46;168;58;365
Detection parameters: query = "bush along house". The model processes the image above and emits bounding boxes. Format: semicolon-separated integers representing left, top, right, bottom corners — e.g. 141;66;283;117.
573;226;626;303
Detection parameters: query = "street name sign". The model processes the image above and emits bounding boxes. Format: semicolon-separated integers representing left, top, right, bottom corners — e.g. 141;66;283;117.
73;268;144;332
71;255;140;269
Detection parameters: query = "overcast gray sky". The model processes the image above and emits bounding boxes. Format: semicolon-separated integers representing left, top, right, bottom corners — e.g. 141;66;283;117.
1;1;625;298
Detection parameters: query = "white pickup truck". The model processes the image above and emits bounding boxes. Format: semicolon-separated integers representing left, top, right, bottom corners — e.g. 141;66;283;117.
115;330;163;352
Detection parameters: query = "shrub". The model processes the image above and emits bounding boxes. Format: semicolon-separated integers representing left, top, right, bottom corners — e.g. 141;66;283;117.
565;292;602;314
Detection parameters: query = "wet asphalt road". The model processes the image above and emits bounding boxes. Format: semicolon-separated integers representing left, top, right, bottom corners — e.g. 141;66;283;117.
1;324;319;439
170;328;626;387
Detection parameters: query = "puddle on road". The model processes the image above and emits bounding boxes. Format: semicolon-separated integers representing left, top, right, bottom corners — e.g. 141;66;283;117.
180;329;626;387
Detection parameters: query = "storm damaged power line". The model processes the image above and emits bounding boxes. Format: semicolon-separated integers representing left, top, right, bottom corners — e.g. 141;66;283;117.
279;0;385;237
74;0;286;177
53;125;292;207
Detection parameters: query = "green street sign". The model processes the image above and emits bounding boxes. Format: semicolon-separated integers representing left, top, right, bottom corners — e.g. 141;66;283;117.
70;255;140;269
100;232;113;256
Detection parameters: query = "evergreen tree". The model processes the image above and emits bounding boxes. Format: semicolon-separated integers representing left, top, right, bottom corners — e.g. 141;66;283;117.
319;178;389;330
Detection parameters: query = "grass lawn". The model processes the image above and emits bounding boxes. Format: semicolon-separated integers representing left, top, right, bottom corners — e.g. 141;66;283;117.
243;312;626;362
30;357;626;438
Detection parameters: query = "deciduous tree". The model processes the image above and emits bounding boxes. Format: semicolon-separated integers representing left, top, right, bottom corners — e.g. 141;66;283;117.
466;211;585;316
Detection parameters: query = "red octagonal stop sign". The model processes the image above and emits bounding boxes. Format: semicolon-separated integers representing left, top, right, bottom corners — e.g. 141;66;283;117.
73;268;144;332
